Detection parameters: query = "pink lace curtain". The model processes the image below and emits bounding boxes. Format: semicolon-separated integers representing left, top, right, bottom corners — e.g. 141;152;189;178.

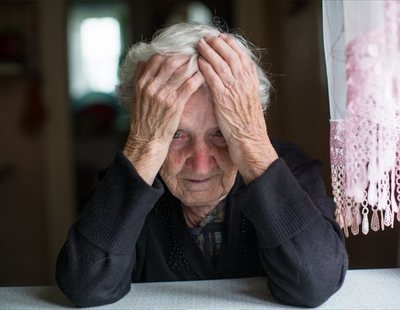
323;1;400;237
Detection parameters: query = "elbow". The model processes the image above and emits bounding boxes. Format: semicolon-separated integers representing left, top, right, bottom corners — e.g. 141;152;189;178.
270;280;334;308
56;274;130;307
55;262;130;307
55;241;132;307
269;260;348;308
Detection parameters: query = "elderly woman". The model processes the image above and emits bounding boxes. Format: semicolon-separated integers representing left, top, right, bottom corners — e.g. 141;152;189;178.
56;23;348;307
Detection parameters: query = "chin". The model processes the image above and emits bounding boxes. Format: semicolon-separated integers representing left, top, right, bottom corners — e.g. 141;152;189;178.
178;192;227;209
161;174;235;208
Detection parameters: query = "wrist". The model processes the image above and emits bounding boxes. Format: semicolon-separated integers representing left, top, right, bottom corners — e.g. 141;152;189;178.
123;138;169;185
233;137;278;184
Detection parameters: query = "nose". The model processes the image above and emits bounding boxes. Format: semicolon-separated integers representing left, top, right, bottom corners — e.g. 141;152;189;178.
186;140;216;175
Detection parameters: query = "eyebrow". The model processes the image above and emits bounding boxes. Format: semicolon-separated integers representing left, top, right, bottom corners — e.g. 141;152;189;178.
176;126;220;133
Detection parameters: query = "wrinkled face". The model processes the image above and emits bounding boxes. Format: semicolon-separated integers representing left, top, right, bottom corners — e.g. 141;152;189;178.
160;86;237;209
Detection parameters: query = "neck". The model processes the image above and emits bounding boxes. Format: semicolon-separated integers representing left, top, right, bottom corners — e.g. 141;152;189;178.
181;203;217;228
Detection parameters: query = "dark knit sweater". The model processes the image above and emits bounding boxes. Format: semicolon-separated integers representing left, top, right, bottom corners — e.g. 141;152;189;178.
56;141;348;308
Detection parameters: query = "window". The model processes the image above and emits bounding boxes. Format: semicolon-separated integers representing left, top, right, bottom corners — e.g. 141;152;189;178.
166;1;212;26
68;4;127;104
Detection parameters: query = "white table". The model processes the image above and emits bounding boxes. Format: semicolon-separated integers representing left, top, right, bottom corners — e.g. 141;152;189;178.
1;268;399;309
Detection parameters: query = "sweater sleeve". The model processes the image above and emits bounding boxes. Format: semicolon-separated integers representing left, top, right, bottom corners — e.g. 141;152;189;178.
55;152;164;307
234;156;348;307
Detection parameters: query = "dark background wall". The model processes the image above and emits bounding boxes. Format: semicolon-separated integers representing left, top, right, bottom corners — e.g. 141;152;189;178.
0;0;398;286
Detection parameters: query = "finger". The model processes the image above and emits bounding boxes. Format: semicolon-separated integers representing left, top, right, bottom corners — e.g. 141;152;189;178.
220;34;259;86
220;33;252;66
136;54;166;92
133;61;146;86
197;38;234;82
137;55;190;105
152;55;191;89
135;56;167;123
203;36;242;76
155;58;198;102
176;71;205;107
133;62;148;118
133;62;146;115
166;57;197;87
198;56;224;96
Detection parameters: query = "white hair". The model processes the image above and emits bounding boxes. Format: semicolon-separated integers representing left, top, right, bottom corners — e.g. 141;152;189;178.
117;22;271;112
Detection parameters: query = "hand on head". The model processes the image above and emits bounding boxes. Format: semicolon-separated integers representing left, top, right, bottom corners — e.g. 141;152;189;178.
196;33;278;184
123;25;277;190
123;54;204;185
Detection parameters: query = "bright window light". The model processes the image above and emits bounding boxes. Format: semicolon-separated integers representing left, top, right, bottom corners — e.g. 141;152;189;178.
80;17;121;94
187;2;211;24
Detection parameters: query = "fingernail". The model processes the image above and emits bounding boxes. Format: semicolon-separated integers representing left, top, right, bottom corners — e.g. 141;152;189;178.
204;35;214;40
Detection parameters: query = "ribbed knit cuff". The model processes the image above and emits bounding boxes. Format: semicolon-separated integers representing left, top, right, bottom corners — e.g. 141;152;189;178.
76;151;164;255
234;158;321;248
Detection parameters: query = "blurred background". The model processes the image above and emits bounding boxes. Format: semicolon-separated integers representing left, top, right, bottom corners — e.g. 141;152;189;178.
0;0;398;286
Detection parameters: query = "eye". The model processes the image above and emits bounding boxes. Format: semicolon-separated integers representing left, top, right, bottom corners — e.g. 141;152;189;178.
213;130;224;138
171;130;188;148
173;130;184;139
210;129;226;146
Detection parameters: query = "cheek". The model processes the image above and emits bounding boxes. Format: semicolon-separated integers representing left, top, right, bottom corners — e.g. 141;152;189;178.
161;148;188;176
213;146;236;172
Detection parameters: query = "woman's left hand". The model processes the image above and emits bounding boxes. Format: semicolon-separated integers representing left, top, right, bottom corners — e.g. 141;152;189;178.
197;34;278;184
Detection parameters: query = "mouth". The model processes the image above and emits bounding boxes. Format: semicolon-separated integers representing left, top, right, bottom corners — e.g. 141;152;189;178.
177;176;220;192
188;177;211;184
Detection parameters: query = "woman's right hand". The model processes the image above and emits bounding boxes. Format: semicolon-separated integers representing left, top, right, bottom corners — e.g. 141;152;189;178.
123;54;204;185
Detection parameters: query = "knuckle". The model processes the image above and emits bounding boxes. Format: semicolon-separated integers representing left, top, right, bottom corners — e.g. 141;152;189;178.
225;35;236;44
145;81;157;97
226;54;236;65
216;62;227;73
162;96;175;108
158;91;176;108
227;37;239;49
215;92;225;103
185;78;196;91
150;54;164;64
165;56;180;70
136;78;146;92
154;89;165;102
188;73;204;89
208;36;219;44
165;101;175;109
225;77;235;88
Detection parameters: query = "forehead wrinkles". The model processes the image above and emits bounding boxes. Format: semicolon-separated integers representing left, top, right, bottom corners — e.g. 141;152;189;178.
179;86;216;131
